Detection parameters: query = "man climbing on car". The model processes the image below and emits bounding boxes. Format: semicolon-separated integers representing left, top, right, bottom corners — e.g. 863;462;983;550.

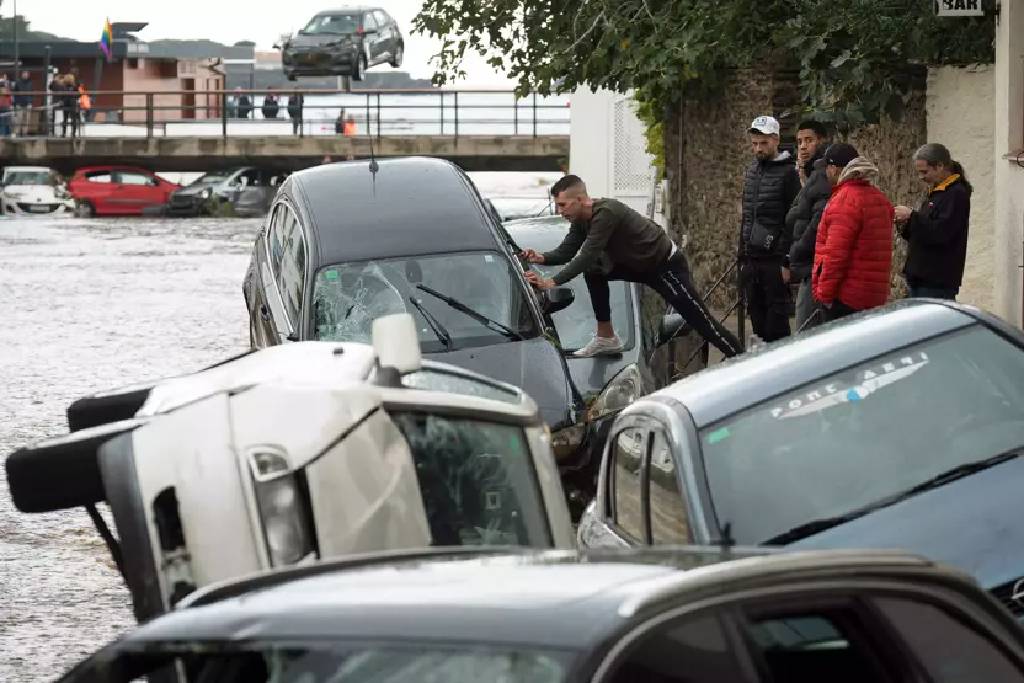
522;175;742;359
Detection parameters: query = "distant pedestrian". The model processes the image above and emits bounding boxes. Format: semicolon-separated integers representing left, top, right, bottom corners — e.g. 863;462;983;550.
334;109;346;134
786;120;831;330
60;75;79;139
739;115;801;342
894;143;971;301
811;143;895;322
261;88;280;119
237;90;253;119
12;71;34;137
343;114;357;136
287;89;304;135
0;80;13;138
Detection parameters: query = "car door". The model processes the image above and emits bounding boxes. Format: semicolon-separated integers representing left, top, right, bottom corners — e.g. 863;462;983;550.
374;10;396;60
257;200;307;344
112;170;162;213
361;11;382;65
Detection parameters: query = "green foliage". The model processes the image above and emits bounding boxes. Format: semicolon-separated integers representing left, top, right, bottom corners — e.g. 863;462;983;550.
634;95;665;179
414;0;994;147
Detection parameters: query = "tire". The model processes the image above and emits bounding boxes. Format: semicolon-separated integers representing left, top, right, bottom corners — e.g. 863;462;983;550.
75;200;95;218
352;51;366;81
390;43;404;68
5;420;142;513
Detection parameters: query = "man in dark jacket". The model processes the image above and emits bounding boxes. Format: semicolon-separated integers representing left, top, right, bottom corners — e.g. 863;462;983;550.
261;88;279;120
523;175;742;358
894;143;971;300
739;116;801;342
786;120;831;330
287;89;304;135
12;71;33;137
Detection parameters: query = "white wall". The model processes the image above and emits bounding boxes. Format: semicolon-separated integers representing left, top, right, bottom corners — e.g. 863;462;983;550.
927;66;996;312
993;0;1024;325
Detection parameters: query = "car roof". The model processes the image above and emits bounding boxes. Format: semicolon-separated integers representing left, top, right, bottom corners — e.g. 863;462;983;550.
314;6;384;15
289;157;503;267
4;165;54;172
120;546;948;651
651;300;977;428
73;166;152;173
505;215;573;252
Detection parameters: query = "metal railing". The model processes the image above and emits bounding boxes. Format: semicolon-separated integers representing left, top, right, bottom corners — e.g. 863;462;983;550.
663;259;747;380
0;88;571;140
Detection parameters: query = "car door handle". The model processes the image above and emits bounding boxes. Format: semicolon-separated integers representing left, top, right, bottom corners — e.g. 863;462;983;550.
259;304;271;321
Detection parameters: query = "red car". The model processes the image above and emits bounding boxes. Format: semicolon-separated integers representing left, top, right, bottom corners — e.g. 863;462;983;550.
67;166;180;217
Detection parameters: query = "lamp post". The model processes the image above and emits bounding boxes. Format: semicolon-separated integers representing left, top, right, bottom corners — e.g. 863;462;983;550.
13;0;17;71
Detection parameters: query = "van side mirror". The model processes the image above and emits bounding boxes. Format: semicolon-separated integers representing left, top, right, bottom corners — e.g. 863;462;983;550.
373;313;422;378
544;287;575;314
656;313;685;347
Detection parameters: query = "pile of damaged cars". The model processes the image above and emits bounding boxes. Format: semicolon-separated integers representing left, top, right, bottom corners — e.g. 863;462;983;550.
242;157;685;518
6;313;573;623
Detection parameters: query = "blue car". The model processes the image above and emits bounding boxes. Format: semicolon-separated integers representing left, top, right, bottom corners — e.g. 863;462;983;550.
580;299;1024;620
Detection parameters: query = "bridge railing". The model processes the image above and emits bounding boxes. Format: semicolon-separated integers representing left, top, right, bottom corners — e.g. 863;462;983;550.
0;89;571;140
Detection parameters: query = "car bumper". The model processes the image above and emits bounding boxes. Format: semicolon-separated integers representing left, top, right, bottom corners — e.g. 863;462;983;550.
165;195;206;217
2;198;74;216
283;48;359;75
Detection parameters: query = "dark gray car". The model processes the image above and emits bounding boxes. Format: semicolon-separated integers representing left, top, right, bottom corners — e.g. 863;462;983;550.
58;546;1024;683
167;167;289;218
281;6;404;81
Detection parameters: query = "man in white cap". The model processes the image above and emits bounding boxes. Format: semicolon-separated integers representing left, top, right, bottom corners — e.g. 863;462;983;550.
738;115;801;342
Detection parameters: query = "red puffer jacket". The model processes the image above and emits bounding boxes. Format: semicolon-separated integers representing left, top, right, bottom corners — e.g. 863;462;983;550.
812;165;894;311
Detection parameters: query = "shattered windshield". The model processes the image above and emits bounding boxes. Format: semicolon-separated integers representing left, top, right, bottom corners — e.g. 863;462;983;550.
301;13;361;34
312;252;539;352
699;326;1024;545
391;412;551;547
531;264;634;352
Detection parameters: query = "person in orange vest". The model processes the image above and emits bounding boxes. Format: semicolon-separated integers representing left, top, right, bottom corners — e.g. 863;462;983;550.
343;115;357;136
77;84;92;130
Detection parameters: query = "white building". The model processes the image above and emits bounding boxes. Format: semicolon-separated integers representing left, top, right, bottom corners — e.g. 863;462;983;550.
569;88;665;226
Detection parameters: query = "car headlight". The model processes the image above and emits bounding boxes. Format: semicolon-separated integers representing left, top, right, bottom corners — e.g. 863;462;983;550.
588;364;642;422
200;187;213;200
248;451;314;567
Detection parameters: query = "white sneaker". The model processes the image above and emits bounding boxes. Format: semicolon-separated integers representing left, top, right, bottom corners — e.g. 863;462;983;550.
572;335;624;358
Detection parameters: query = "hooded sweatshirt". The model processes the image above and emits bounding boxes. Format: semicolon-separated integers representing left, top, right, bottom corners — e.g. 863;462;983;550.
811;158;895;310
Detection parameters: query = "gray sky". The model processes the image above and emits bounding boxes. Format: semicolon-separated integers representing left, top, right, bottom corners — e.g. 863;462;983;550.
12;0;513;86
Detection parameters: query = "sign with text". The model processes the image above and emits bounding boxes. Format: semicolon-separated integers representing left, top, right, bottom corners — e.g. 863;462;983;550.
936;0;984;16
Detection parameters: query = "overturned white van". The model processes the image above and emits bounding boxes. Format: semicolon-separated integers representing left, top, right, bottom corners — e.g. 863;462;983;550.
5;314;574;622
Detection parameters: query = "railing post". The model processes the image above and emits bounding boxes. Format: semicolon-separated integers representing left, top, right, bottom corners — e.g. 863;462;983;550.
454;91;459;142
736;260;747;351
145;93;154;138
532;92;537;137
376;92;381;141
513;92;519;135
221;90;227;140
439;92;443;135
365;93;370;137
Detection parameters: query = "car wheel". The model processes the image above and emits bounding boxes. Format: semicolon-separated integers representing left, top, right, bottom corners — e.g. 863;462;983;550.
74;200;95;218
390;43;404;68
352;51;367;81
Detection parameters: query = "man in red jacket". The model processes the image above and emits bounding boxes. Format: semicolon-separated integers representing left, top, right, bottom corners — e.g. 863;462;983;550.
811;143;895;322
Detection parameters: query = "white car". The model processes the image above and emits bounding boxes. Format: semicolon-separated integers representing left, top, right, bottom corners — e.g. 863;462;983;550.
5;314;574;622
1;166;74;217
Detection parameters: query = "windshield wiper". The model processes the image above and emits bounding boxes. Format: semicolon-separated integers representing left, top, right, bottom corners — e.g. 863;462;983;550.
408;296;454;351
764;449;1022;546
415;284;523;341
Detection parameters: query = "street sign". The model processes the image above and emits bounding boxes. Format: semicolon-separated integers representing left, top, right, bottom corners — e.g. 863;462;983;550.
936;0;984;16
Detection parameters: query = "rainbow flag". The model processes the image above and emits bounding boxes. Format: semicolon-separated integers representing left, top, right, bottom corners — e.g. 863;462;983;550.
99;18;113;61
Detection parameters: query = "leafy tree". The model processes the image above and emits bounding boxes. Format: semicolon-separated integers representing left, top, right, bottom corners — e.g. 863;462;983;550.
414;0;993;124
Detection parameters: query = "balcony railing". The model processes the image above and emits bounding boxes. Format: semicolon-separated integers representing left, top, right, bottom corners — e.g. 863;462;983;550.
0;88;571;140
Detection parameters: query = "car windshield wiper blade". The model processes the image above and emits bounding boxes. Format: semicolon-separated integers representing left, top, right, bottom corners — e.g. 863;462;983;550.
764;449;1023;546
415;284;523;341
408;296;454;351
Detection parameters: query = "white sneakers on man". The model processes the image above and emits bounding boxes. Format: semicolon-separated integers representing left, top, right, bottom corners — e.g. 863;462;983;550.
572;335;624;358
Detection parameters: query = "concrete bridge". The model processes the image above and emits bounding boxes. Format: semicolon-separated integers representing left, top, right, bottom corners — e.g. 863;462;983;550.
0;88;571;173
0;135;570;173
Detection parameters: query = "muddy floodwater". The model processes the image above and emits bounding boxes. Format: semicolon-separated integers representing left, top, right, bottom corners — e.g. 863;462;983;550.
0;215;259;681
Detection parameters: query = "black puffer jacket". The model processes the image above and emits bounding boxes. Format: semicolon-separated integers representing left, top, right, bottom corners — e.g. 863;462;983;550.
786;156;832;281
899;175;971;289
740;151;801;262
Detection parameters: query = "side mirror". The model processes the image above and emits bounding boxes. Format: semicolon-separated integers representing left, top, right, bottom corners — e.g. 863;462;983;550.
373;313;422;377
544;287;575;314
656;313;685;347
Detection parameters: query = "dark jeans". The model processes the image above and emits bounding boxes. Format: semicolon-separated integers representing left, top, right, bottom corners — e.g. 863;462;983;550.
291;117;302;135
822;299;857;322
908;284;958;300
741;260;791;342
61;108;78;138
584;251;743;358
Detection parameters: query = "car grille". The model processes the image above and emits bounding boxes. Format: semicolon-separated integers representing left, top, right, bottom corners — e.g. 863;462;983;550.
989;578;1024;618
169;195;199;208
17;202;60;213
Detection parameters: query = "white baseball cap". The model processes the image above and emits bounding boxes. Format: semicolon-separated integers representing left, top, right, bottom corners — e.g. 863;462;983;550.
749;116;781;136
